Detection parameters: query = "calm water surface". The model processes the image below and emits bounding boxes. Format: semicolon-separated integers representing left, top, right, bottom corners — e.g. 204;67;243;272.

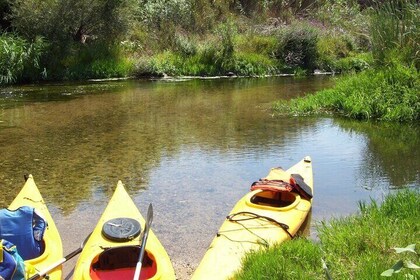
1;77;419;278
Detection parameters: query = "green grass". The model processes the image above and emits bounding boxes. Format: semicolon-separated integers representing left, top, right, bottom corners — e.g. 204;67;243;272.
319;190;420;279
234;238;323;280
233;190;420;280
273;64;420;122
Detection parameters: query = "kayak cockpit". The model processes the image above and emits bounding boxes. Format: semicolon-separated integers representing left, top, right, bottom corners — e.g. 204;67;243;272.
247;190;301;210
90;246;157;280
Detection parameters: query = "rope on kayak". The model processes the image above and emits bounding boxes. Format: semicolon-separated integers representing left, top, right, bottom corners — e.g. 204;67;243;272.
216;231;269;248
226;211;293;239
23;197;44;204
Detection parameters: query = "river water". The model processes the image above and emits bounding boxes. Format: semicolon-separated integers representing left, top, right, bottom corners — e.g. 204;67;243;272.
0;76;419;278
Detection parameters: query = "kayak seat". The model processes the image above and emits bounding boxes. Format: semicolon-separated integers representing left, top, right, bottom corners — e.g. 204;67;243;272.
90;246;157;280
250;191;296;208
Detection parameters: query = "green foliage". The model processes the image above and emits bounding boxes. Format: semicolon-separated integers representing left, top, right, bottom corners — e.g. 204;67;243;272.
65;44;134;80
318;190;420;280
173;33;198;57
234;238;323;280
189;0;231;33
273;63;420;122
1;0;417;83
315;0;369;43
214;20;238;64
316;32;363;72
0;34;46;84
133;44;280;77
335;53;372;73
381;244;419;277
369;0;420;69
233;0;319;19
139;0;192;31
9;0;139;44
134;51;179;77
233;52;278;76
0;0;11;31
276;23;319;72
236;34;278;57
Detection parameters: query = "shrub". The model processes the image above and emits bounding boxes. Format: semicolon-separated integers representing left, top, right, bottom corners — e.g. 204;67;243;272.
65;43;133;80
316;32;358;72
335;53;372;73
173;33;198;57
235;34;278;57
233;52;278;76
276;23;319;72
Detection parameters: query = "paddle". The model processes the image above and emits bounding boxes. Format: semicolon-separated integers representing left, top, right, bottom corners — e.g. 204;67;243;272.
28;233;91;280
133;203;153;280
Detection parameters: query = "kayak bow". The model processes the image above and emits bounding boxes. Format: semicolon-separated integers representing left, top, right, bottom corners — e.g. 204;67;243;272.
73;181;175;280
8;175;63;280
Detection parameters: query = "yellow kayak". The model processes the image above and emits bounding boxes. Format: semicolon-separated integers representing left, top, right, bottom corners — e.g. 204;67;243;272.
73;181;175;280
8;174;63;280
192;156;314;280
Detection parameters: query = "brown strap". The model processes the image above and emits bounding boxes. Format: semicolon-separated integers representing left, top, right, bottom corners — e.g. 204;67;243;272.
250;179;293;192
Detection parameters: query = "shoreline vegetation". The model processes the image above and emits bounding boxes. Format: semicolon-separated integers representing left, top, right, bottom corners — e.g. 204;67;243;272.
233;189;420;280
1;1;418;122
1;1;418;278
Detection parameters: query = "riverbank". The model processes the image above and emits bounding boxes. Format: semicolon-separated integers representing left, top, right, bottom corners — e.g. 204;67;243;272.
273;64;420;122
2;1;378;85
234;189;420;279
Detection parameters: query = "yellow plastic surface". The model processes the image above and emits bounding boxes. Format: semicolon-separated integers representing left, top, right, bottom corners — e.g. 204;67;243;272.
192;156;313;280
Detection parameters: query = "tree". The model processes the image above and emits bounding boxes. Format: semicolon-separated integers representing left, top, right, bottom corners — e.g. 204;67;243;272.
8;0;139;44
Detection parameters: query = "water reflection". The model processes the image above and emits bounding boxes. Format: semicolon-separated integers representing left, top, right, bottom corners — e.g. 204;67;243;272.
0;77;333;212
336;120;420;189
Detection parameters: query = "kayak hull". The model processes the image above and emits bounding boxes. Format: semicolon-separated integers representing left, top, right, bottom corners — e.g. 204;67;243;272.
8;174;63;280
192;157;314;280
73;181;175;280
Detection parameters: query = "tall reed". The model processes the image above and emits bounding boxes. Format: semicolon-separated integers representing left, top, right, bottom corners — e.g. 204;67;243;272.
369;0;420;69
0;34;46;84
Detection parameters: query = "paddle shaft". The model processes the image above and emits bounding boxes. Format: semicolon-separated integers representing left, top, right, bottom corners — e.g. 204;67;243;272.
28;247;82;280
28;233;91;280
133;203;153;280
